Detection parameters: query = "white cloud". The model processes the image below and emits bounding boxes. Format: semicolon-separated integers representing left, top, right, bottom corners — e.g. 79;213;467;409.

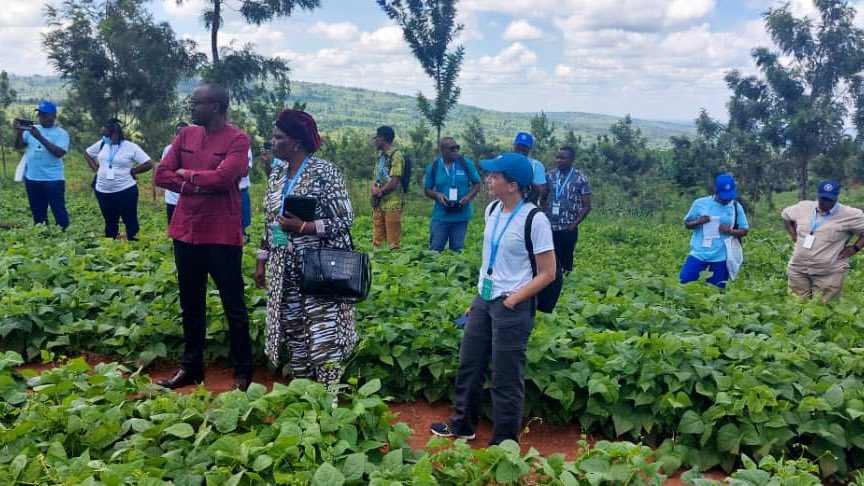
0;3;44;27
462;42;545;85
502;20;543;41
359;25;407;54
464;0;715;30
162;0;207;18
308;21;358;41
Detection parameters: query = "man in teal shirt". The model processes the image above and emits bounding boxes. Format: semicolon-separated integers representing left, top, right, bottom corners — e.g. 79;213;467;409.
13;101;71;228
423;137;481;252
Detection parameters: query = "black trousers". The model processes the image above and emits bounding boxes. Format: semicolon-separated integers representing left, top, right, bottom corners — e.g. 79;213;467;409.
166;203;176;224
173;240;253;378
552;228;578;272
95;185;139;240
449;294;534;445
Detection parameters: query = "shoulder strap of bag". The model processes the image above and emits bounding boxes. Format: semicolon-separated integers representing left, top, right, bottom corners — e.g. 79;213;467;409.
488;199;500;218
525;207;540;278
732;201;739;229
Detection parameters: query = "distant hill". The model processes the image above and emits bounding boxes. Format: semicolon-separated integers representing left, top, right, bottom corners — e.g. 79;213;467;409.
9;75;694;146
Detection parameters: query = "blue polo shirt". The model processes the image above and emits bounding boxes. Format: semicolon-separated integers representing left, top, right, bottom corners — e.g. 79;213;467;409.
530;158;546;185
684;196;749;262
424;157;481;222
23;125;70;181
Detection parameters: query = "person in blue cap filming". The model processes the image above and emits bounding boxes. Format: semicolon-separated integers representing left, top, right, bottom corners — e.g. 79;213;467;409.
12;101;71;229
430;152;556;446
782;180;864;301
680;173;749;288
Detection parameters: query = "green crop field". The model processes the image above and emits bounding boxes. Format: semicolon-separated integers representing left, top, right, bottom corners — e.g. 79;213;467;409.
2;159;864;484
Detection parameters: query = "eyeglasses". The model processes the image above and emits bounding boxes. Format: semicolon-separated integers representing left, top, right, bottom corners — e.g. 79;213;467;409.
444;144;460;152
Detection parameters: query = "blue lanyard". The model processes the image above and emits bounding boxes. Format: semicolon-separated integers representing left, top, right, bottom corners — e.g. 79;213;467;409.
555;168;574;202
376;156;387;184
441;158;457;187
108;143;120;169
279;157;310;214
811;206;836;234
487;199;525;275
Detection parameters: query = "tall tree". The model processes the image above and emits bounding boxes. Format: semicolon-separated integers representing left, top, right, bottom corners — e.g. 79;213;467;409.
724;70;788;209
748;0;864;200
43;0;202;154
529;110;558;164
0;72;17;176
460;115;496;163
175;0;320;101
668;109;728;191
378;0;465;142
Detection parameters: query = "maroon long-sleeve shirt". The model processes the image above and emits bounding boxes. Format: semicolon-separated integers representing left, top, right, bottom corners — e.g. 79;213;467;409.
154;124;251;247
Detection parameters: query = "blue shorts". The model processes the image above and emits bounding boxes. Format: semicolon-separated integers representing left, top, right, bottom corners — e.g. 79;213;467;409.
679;255;728;289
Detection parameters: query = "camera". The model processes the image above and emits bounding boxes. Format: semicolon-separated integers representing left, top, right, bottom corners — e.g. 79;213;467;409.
16;119;34;127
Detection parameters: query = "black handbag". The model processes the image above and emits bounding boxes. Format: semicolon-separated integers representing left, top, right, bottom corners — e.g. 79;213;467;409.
299;236;371;303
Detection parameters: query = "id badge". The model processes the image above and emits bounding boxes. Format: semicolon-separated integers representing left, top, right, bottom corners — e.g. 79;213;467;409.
271;223;289;246
803;234;815;249
551;203;560;217
106;167;116;180
449;187;458;202
481;277;494;300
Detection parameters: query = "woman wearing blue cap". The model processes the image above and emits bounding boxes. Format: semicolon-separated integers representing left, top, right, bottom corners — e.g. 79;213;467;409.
430;152;557;445
781;180;864;301
679;174;749;288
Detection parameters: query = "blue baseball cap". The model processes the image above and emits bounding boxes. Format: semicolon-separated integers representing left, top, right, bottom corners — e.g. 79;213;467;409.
513;132;533;148
715;174;737;200
35;101;57;114
480;152;534;187
818;180;841;200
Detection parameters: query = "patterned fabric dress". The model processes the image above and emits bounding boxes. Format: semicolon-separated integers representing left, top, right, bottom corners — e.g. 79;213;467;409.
260;156;358;388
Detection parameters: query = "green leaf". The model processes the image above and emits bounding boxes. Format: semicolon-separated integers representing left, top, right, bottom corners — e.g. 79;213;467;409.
716;423;741;454
824;384;844;409
312;463;345;486
164;423;195;439
358;379;381;397
679;410;705;434
341;453;366;481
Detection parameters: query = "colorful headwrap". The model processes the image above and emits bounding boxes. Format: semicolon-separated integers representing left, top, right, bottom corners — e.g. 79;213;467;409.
275;110;322;153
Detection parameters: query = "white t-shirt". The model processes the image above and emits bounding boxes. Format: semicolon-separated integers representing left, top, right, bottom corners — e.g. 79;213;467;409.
161;144;179;205
238;149;253;190
477;200;555;299
86;140;151;194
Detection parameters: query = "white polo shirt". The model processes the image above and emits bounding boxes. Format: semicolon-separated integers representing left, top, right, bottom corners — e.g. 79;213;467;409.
86;139;150;194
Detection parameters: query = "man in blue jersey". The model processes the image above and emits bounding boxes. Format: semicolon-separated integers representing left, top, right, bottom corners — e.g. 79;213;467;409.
13;101;71;228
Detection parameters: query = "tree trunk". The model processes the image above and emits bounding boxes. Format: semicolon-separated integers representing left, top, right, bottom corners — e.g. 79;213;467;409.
211;0;221;64
1;143;6;178
796;156;808;201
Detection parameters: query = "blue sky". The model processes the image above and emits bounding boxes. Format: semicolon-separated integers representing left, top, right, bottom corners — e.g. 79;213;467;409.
3;0;862;121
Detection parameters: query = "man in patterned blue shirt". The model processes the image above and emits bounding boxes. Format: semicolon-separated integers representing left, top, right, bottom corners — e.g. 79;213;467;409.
543;146;591;273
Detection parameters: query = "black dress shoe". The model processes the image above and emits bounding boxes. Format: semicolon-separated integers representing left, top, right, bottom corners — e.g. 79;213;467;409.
157;368;204;389
233;375;251;392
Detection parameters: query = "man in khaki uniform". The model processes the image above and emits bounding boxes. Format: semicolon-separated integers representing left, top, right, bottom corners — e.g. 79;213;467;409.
781;180;864;301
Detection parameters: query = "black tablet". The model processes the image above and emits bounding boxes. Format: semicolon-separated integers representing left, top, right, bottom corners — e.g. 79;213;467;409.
283;195;317;221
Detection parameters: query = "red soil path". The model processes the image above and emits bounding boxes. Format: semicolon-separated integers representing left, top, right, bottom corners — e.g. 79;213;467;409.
18;356;725;485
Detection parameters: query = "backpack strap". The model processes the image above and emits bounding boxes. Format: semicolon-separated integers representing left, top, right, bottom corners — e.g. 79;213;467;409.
488;200;501;218
525;207;540;279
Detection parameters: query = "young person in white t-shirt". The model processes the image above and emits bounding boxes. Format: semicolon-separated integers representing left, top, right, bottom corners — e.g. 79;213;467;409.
430;152;557;445
160;122;188;223
84;119;152;240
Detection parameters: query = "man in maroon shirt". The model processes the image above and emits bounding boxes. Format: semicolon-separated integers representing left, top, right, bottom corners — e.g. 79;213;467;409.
153;83;253;391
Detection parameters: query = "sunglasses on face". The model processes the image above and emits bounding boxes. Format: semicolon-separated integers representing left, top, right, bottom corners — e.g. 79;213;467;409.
443;144;460;152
